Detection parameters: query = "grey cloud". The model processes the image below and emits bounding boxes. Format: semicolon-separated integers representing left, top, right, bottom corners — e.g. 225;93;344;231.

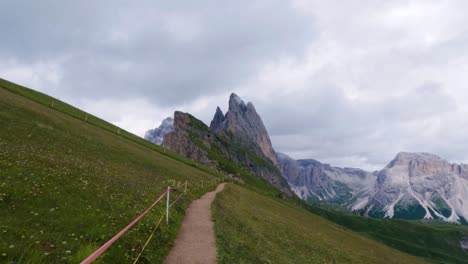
0;0;314;106
3;0;468;170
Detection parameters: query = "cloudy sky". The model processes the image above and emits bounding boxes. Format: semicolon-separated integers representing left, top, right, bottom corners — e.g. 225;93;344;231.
2;0;468;170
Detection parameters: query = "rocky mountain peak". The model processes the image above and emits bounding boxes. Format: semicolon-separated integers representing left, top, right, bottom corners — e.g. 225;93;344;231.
384;152;451;178
144;116;174;145
229;93;245;107
210;106;227;132
211;93;279;166
393;152;443;162
281;150;468;223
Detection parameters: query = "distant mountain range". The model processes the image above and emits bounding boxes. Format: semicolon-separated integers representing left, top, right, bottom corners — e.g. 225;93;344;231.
145;94;468;224
278;152;468;224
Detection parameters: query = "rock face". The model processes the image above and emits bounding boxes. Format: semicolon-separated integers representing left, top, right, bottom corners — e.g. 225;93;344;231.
278;152;376;204
161;94;291;196
360;152;468;223
281;151;468;223
144;117;174;145
162;112;213;166
210;93;279;166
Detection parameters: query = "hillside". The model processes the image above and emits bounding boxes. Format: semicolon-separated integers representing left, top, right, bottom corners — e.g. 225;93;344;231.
213;184;426;264
0;78;220;263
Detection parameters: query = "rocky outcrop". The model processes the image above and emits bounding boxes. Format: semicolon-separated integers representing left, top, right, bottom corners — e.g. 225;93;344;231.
278;152;376;204
282;151;468;223
210;93;279;166
144;117;174;145
161;97;292;196
210;107;227;131
361;152;468;223
162;112;213;166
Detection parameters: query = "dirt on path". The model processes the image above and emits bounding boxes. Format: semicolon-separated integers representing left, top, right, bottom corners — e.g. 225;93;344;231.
164;183;226;264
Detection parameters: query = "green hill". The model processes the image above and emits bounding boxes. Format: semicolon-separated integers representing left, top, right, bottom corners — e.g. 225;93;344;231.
213;184;427;264
0;78;220;263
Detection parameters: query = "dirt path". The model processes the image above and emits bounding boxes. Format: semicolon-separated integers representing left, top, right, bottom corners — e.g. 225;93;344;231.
164;183;226;264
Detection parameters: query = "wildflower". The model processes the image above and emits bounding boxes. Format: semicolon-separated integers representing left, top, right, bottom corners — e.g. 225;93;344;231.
35;241;40;244
62;241;67;245
1;253;6;257
66;250;71;254
9;245;14;248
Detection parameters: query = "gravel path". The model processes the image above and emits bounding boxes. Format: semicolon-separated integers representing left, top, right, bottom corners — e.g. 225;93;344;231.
164;183;226;264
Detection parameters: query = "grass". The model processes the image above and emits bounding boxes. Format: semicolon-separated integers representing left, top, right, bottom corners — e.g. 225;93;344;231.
0;80;221;263
0;78;222;179
213;184;427;264
302;202;468;264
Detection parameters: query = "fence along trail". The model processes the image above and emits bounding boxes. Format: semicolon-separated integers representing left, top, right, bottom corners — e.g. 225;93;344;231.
164;183;226;264
79;178;222;263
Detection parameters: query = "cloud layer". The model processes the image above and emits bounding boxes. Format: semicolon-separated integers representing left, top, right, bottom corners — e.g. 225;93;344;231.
2;0;468;169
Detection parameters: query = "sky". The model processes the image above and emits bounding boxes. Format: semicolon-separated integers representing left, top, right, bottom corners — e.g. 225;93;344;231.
2;0;468;170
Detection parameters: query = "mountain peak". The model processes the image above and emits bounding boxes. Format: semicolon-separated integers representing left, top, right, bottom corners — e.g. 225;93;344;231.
211;93;279;166
144;116;174;145
393;152;443;162
229;93;244;105
210;106;227;132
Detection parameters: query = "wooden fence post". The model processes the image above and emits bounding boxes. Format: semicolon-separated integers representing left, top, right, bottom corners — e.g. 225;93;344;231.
166;186;170;224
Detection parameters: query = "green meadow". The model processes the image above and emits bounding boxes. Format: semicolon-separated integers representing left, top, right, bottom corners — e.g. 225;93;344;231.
0;79;219;263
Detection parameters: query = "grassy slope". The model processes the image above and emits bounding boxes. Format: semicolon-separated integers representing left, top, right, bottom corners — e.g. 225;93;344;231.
0;80;220;263
304;203;468;264
213;184;427;264
213;182;468;264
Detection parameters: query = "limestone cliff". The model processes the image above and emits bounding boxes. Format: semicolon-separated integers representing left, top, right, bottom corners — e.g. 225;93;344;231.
210;93;279;166
162;95;291;196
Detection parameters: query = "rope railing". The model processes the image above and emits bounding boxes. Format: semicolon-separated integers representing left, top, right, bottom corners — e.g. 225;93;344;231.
80;177;222;264
132;191;185;264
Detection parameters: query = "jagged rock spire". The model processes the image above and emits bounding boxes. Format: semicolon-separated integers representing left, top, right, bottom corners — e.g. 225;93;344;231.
210;106;227;132
210;93;279;166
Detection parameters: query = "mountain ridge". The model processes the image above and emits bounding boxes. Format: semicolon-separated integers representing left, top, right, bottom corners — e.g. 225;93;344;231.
210;93;279;166
280;151;468;224
144;93;468;224
159;94;292;195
